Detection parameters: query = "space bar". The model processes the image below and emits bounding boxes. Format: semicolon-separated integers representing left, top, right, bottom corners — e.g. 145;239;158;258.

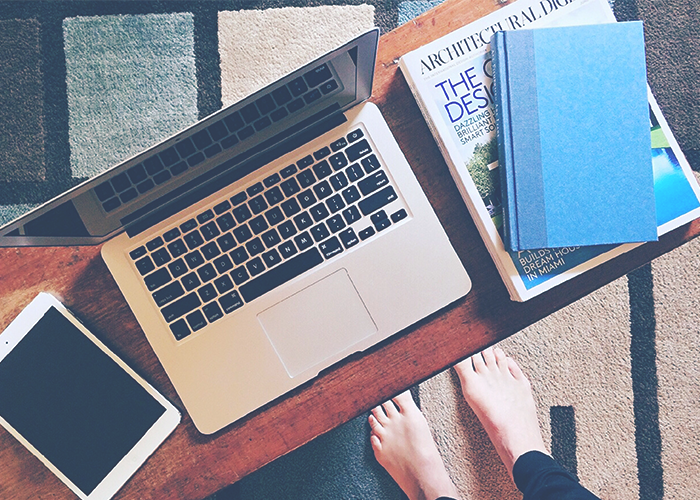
239;248;324;302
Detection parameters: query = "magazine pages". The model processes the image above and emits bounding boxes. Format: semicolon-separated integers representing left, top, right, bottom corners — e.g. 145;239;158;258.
399;0;700;301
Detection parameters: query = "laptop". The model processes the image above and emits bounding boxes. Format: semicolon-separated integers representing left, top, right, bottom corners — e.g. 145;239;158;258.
0;29;471;434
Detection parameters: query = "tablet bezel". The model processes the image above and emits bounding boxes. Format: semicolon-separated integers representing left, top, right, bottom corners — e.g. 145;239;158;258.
0;293;181;500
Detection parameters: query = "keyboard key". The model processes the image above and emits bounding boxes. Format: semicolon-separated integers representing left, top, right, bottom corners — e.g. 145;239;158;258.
201;241;221;260
239;248;323;302
262;228;281;248
153;281;184;306
222;134;240;149
298;190;317;208
272;86;293;106
143;157;164;176
175;138;196;158
213;254;234;274
347;129;364;143
162;292;201;322
297;169;316;188
246;257;266;276
297;155;314;169
95;182;115;201
294;231;313;251
170;161;189;175
254;116;271;131
233;204;252;224
198;283;218;303
197;209;215;224
203;302;224;322
314;147;331;160
224;112;244;132
304;63;332;87
230;192;247;205
127;164;147;184
182;272;201;291
111;173;131;192
303;89;321;104
289;77;308;97
281;178;300;197
262;249;282;267
264;173;281;187
204;143;222;158
103;197;121;212
152;248;171;266
180;219;198;233
216;232;237;252
153;170;172;185
229;247;250;265
184;250;205;269
120;188;138;203
319;236;343;259
271;107;289;122
310;203;329;222
313;160;332;179
359;186;398;216
294;212;313;230
241;103;260;124
197;263;217;282
339;228;359;249
159;148;179;167
163;228;181;241
326;194;345;214
249;215;269;235
265;206;284;226
168;258;189;278
281;198;301;217
238;126;255;140
214;275;234;294
208;121;228;141
320;79;339;95
170;319;190;340
313;180;332;199
358;226;375;240
342;185;361;204
192;130;212;150
346;163;364;182
256;94;276;115
330;172;348;191
137;177;155;193
391;209;408;223
342;205;362;225
219;291;244;313
216;213;236;232
186;310;207;331
129;246;147;260
264;186;284;205
328;152;348;171
310;222;330;242
327;215;346;233
361;154;381;173
287;98;305;112
233;225;253;243
146;237;164;251
280;164;297;178
331;138;347;152
278;220;297;239
279;241;298;259
346;139;372;162
246;237;265;256
359;171;389;196
231;267;250;285
184;230;204;249
249;195;268;215
167;239;188;258
145;268;171;291
201;221;220;241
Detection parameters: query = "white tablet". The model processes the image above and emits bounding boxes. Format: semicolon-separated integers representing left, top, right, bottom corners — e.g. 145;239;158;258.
0;293;180;499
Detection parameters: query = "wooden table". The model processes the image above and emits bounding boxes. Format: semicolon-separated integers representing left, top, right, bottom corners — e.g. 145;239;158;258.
1;0;698;498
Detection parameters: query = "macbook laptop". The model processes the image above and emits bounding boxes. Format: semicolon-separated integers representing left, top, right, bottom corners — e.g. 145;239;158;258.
0;29;471;434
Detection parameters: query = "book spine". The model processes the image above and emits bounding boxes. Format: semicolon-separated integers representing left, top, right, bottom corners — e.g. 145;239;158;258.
491;32;518;252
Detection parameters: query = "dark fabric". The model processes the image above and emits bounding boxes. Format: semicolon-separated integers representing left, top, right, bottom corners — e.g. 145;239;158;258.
513;451;600;500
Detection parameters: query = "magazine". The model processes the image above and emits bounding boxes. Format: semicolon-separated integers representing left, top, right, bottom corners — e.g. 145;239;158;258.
399;0;700;301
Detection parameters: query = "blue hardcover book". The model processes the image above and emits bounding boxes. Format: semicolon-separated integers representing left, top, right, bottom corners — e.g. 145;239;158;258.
492;21;657;251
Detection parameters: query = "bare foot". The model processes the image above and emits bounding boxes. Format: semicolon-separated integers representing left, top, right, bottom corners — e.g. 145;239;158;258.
454;347;547;479
369;391;460;500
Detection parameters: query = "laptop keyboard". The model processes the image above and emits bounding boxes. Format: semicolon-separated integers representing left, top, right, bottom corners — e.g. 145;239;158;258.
128;127;409;341
93;63;340;214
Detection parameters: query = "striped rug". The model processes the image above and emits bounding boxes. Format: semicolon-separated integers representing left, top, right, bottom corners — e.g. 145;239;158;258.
1;1;697;499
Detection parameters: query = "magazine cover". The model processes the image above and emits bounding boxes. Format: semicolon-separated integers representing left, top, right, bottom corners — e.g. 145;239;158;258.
399;0;700;301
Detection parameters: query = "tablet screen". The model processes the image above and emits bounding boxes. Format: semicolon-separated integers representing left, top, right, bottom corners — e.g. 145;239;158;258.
0;306;166;495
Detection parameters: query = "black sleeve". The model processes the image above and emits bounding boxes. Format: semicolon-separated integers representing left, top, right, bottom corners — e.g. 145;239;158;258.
513;451;601;500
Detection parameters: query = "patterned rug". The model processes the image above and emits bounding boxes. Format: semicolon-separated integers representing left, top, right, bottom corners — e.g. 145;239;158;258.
1;1;698;499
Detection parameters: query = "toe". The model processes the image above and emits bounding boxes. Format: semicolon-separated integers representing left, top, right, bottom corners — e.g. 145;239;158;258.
372;405;390;425
383;400;399;417
393;391;417;414
481;347;497;369
494;347;509;372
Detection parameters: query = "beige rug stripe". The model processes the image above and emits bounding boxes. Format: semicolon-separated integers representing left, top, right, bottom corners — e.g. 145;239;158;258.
422;276;640;499
651;184;700;499
218;5;375;106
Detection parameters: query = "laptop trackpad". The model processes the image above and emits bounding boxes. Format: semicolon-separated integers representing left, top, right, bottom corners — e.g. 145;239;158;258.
257;269;377;378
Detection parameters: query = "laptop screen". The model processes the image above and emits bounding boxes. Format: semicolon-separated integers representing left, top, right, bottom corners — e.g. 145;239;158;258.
0;29;379;247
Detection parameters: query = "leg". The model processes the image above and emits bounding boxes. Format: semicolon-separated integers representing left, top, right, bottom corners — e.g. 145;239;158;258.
368;391;460;500
453;346;547;479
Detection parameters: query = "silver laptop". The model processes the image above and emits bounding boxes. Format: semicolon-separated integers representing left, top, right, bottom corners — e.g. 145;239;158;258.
0;30;471;434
